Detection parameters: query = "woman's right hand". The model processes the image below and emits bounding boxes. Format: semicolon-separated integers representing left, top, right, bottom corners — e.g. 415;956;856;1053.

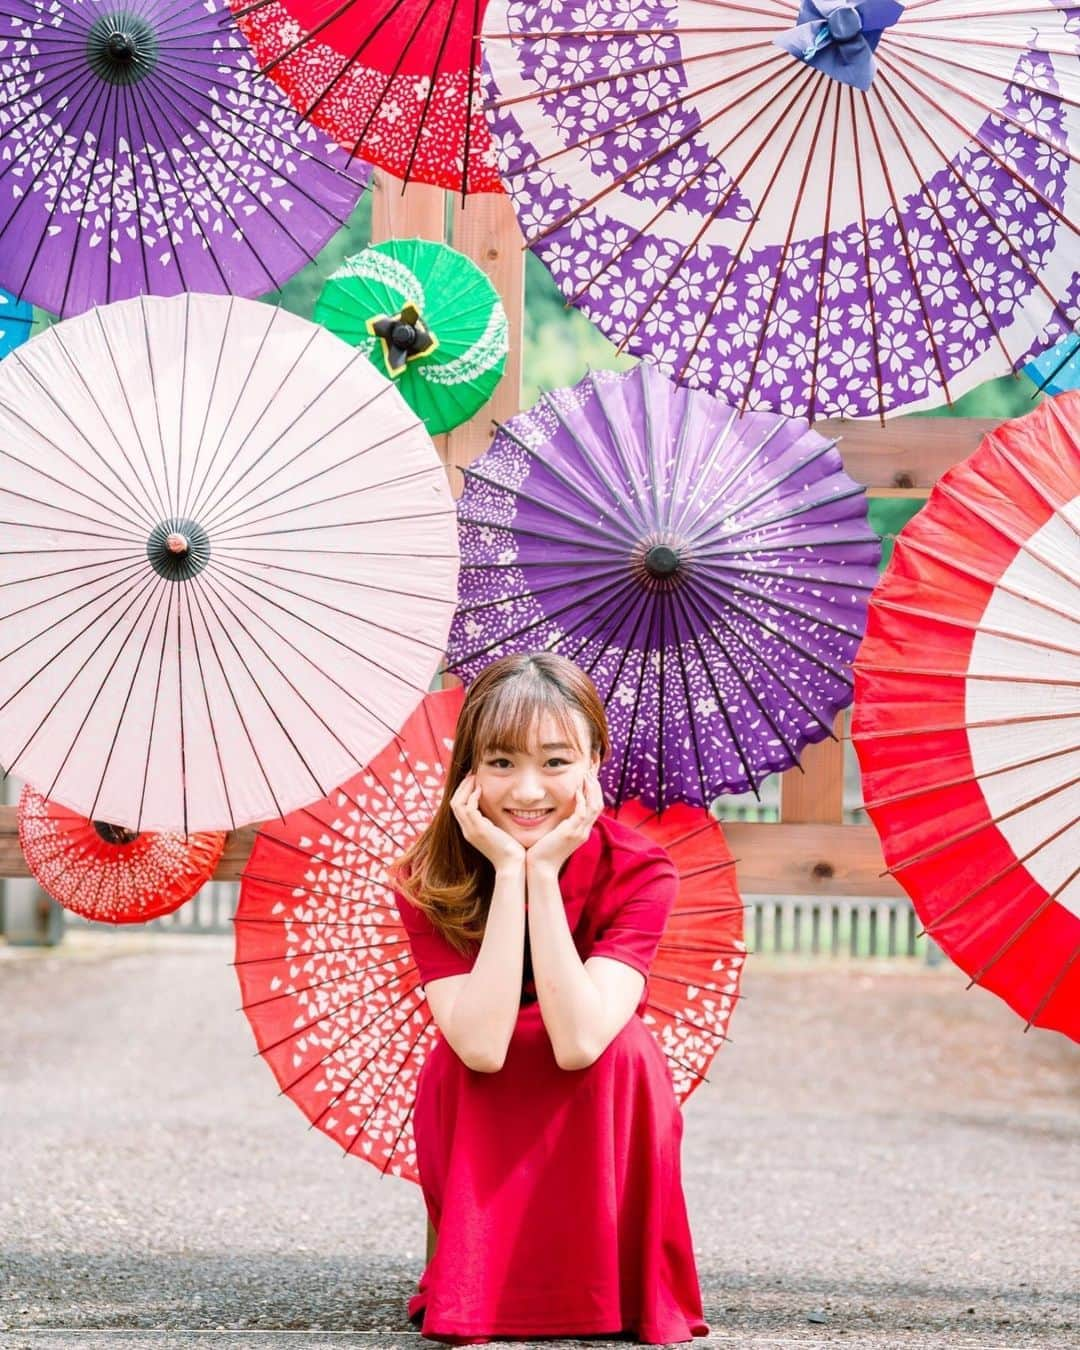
450;774;527;873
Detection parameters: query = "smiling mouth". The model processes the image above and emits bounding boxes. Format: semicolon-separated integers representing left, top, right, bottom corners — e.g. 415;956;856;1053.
506;808;554;826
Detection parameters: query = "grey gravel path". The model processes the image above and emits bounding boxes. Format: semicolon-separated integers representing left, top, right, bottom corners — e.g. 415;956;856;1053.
0;932;1076;1350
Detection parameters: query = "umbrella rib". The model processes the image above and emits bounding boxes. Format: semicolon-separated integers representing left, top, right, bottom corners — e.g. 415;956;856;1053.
1025;941;1080;1033
206;441;436;542
140;289;180;523
1;570;159;787
54;71;118;316
182;576;291;822
457;511;627;559
242;863;399;913
644;998;733;1043
848;87;889;420
987;429;1080;530
452;556;635;619
0;65;111;295
84;577;172;824
179;577;238;832
218;504;455;542
204;552;453;657
1032;336;1079;395
232;936;411;967
39;326;168;531
658;589;724;807
807;80;844;422
211;548;455;606
872;598;1080;659
347;1010;438;1162
257;968;421;1064
855;710;1080;741
898;535;1078;623
0;556;150;676
740;71;834;406
852;665;1080;687
862;742;1080;813
92;306;175;526
119;88;198;299
462;468;632;553
198;369;409;539
693;481;872;549
669;413;786;540
192;562;433;732
401;0;459;188
0;446;148;542
886;779;1079;876
682;571;838;747
239;949;409;1013
968;867;1080;988
625;64;825;362
189;319;325;531
459;0;483;197
133;581;176;834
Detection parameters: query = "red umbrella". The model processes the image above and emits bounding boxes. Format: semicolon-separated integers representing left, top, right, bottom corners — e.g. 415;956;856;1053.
853;392;1080;1040
17;785;227;924
229;0;501;195
235;688;745;1179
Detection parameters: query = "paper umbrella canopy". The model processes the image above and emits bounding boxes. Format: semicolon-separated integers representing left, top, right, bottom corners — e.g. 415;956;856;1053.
18;784;227;924
0;293;459;834
447;362;881;808
853;391;1079;1041
313;239;509;435
235;687;745;1179
229;0;501;194
0;0;368;317
482;0;1079;419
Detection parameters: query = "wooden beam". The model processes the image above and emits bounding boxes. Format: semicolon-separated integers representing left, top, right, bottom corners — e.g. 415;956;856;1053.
814;416;999;489
779;714;846;825
0;808;900;897
369;171;446;243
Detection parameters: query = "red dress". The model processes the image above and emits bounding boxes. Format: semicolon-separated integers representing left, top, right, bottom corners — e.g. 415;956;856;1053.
394;815;710;1345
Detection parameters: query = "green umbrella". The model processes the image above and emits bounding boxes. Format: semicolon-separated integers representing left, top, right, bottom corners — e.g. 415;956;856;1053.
314;239;508;436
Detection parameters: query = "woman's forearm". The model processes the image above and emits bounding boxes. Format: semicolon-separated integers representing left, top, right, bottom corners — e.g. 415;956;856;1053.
526;861;607;1070
445;863;526;1072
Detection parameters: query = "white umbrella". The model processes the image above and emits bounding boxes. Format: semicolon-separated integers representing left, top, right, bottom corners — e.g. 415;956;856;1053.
0;294;459;833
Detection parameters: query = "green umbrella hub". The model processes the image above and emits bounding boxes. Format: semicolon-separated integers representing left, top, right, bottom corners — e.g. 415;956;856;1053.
367;303;440;378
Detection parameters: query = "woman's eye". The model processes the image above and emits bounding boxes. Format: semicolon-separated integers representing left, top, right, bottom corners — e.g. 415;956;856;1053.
545;758;570;769
487;758;512;769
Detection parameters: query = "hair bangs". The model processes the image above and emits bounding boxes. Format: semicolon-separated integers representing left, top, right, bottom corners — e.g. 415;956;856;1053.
473;669;585;760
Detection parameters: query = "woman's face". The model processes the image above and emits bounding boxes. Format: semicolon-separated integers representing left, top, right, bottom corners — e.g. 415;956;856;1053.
473;709;599;848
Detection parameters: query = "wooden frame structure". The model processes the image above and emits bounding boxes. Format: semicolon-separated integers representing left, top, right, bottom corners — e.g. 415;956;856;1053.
0;172;1006;897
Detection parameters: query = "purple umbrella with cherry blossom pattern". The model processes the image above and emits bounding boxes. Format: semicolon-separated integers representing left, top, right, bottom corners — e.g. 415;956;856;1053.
482;0;1079;420
445;363;881;809
0;0;368;318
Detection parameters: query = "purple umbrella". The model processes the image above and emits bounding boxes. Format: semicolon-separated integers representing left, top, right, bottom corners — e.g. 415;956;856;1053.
446;363;881;808
482;0;1079;420
0;1;369;317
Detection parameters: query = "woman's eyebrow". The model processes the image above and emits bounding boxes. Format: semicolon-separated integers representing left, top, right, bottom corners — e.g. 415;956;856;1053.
540;742;575;751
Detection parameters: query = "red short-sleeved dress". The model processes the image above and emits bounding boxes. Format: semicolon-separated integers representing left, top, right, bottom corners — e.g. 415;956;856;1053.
394;815;710;1346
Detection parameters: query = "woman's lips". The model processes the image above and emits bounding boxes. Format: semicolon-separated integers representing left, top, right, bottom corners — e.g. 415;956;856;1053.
505;809;554;828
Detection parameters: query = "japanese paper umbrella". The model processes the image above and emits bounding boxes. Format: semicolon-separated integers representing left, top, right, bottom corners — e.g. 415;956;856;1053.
235;686;745;1180
446;362;881;809
0;288;32;360
0;0;368;319
0;292;459;834
852;391;1080;1040
482;0;1079;419
1026;334;1080;396
313;239;509;435
229;0;501;195
17;783;227;924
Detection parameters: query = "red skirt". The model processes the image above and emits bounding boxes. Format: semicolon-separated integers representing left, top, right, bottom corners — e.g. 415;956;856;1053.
408;1002;710;1345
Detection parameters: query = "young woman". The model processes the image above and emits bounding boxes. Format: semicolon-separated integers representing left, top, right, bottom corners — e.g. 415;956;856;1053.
393;653;709;1345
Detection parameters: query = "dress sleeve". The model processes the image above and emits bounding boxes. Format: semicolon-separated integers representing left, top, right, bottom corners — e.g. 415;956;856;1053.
587;848;678;979
393;889;477;988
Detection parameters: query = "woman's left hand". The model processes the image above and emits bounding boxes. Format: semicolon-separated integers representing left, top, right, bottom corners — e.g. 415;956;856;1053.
525;772;605;875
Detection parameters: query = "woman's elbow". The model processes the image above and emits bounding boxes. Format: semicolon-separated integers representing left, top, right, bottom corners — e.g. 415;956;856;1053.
457;1043;507;1074
555;1040;601;1072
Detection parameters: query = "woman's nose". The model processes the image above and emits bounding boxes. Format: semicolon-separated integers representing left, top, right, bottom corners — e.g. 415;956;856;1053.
510;774;545;803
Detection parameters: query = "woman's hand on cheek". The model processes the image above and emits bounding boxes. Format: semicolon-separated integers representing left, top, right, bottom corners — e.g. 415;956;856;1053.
449;773;527;873
525;771;605;875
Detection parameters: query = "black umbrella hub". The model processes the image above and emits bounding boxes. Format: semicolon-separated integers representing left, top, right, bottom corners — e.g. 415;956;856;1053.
92;820;141;846
367;303;439;378
146;518;210;582
631;534;693;591
87;12;161;86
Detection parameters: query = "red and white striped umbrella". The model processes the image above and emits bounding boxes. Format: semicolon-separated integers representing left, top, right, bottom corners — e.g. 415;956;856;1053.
234;687;745;1180
853;392;1079;1040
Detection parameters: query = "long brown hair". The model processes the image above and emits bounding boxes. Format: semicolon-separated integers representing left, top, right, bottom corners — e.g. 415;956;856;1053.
393;653;610;953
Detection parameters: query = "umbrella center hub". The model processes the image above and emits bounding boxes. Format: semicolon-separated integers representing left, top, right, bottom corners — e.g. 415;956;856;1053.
92;820;140;847
87;13;160;86
367;303;438;377
147;518;210;582
632;536;692;591
392;321;418;350
827;8;863;41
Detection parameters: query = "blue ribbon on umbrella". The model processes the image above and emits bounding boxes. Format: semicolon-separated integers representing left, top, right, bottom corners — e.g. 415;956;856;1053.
774;1;905;92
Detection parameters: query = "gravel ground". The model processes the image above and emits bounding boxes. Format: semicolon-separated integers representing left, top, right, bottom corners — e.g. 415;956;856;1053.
0;932;1076;1350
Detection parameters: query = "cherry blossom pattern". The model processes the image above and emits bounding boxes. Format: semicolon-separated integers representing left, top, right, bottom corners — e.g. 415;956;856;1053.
447;363;881;807
18;784;227;923
483;0;1079;419
0;1;368;317
230;0;501;194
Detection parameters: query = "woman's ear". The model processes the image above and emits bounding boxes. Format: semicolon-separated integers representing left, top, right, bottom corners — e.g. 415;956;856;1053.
589;749;600;776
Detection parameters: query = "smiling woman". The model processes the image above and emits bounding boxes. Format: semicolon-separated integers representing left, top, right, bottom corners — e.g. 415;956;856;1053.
391;653;710;1345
